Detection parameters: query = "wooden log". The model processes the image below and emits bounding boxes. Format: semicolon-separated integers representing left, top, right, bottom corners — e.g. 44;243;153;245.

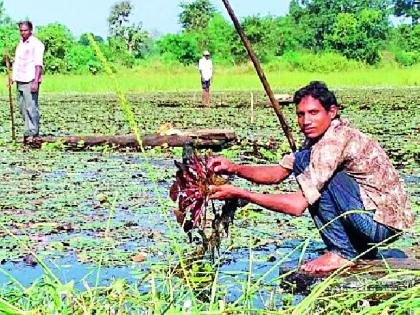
35;129;236;150
281;256;420;295
268;94;293;105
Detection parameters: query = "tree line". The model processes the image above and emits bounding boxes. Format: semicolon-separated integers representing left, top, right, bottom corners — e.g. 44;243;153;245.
1;0;419;74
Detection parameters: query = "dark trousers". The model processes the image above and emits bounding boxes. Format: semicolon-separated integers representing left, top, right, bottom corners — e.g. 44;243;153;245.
293;149;399;260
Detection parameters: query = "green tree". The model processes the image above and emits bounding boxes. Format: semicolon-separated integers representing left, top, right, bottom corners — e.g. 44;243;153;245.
179;0;216;32
158;33;200;64
206;13;234;63
79;33;104;46
108;0;133;37
388;23;420;65
0;0;16;62
325;10;388;64
289;0;391;50
229;15;285;63
393;0;420;25
0;0;12;26
66;44;102;74
107;0;149;57
37;23;74;73
275;16;304;54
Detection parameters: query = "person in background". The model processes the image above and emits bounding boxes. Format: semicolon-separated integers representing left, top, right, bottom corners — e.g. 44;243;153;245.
9;21;45;143
209;81;414;273
198;50;213;107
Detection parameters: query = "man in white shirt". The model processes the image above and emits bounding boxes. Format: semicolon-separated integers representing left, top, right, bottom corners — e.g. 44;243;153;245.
198;50;213;107
9;21;45;143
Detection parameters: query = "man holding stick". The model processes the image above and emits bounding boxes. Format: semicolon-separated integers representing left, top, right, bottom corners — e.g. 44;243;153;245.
8;21;44;143
209;81;414;273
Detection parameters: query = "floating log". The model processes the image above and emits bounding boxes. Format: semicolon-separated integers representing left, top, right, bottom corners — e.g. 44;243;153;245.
281;256;420;295
274;94;293;105
35;129;236;150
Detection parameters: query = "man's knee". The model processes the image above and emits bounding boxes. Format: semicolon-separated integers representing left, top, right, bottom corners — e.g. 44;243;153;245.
324;171;364;212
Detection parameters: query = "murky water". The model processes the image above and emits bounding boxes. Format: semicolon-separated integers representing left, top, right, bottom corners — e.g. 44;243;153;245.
0;154;417;306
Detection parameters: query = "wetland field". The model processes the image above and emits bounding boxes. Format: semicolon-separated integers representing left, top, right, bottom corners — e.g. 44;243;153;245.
0;88;418;313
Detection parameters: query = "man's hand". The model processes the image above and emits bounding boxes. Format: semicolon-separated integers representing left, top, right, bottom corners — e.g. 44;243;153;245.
208;156;237;175
30;81;39;93
209;184;244;200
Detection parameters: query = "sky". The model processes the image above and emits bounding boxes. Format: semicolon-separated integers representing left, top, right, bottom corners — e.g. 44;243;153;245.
3;0;292;38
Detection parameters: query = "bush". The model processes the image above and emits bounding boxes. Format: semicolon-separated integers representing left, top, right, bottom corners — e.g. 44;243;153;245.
324;10;388;65
388;24;420;66
0;24;19;72
37;23;74;74
393;49;420;66
281;51;365;72
157;33;201;65
66;44;101;74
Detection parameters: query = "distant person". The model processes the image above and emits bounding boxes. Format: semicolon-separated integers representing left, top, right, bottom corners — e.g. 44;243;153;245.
209;81;414;273
198;50;213;107
9;21;45;143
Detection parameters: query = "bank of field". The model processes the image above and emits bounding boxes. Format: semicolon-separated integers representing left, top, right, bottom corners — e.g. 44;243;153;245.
1;65;420;94
0;88;418;313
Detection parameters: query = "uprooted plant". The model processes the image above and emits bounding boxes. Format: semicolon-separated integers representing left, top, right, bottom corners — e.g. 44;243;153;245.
169;145;247;261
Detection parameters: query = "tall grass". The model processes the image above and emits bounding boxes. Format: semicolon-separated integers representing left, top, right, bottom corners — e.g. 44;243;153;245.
1;63;419;96
0;205;417;313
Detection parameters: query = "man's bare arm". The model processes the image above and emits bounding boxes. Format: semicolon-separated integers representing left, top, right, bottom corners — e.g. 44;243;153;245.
233;164;292;184
210;185;308;216
209;156;292;184
31;65;42;93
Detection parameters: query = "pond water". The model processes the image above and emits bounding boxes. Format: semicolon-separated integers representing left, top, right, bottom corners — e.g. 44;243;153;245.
0;90;418;308
0;152;417;307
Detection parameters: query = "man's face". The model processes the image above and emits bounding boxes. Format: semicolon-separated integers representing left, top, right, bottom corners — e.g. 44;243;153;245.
296;96;337;139
19;24;32;41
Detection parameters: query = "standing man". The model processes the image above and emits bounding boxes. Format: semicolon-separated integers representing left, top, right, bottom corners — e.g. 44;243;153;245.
209;81;414;273
9;21;45;143
198;50;212;107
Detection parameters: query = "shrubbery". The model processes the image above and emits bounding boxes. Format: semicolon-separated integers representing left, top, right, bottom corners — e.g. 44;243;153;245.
1;0;419;74
388;24;420;66
280;51;365;72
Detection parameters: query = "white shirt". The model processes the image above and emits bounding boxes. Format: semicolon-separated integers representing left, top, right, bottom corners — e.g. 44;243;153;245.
198;57;213;81
12;35;45;83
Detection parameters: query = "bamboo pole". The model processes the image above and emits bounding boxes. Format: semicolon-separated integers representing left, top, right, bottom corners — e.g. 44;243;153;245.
250;92;254;124
221;0;297;152
5;50;16;141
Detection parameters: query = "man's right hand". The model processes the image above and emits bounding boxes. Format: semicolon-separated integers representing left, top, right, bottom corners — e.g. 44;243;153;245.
208;156;238;175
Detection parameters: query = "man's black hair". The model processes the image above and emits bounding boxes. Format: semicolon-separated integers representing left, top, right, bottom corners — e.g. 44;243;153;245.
18;21;33;30
293;81;338;112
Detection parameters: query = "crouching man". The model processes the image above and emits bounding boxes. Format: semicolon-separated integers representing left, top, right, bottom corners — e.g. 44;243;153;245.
209;81;414;273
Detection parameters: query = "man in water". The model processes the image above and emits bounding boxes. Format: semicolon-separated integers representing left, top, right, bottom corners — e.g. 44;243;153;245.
209;81;414;273
198;50;213;107
9;21;45;143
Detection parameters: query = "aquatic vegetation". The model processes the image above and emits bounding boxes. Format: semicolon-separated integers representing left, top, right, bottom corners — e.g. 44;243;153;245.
0;88;418;313
170;148;248;261
170;149;219;230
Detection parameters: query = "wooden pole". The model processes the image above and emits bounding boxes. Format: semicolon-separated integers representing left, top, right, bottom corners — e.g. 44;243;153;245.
221;0;297;152
5;50;16;141
250;92;254;124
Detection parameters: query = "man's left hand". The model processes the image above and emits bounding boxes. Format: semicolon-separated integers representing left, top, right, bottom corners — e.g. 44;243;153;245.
31;81;39;93
209;184;244;200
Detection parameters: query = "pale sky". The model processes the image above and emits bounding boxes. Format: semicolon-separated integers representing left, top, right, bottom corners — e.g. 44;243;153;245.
3;0;292;38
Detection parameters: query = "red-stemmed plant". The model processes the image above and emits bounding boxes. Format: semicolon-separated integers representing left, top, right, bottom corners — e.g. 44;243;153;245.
170;150;225;232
